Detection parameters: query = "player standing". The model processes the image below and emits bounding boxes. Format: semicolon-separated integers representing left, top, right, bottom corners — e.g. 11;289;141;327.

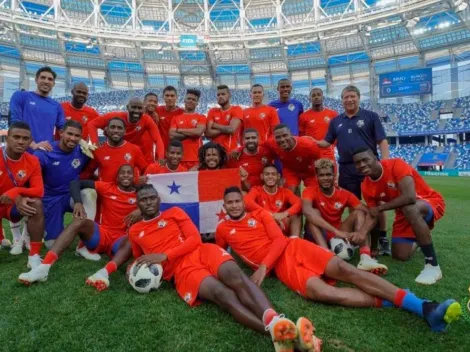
217;187;461;333
243;85;280;143
169;89;206;169
156;86;184;152
88;97;164;162
140;92;160;162
0;122;45;270
205;85;243;152
127;184;320;352
18;164;138;291
144;140;187;175
353;148;445;285
244;165;302;237
269;79;303;136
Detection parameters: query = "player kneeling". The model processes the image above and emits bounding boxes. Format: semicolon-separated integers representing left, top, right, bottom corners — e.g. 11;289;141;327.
129;184;321;352
244;165;302;237
217;187;461;332
19;164;139;290
302;159;387;275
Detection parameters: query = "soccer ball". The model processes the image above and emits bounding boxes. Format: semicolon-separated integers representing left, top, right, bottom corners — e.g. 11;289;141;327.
329;238;354;261
128;262;163;293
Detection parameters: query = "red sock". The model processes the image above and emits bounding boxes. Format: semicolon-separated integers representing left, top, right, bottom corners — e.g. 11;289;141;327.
77;240;85;249
262;308;279;326
105;261;118;275
374;298;383;308
0;227;4;241
359;246;371;256
29;242;42;256
393;289;407;307
43;251;58;265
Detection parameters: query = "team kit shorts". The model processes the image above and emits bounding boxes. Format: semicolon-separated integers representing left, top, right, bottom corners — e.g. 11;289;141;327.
84;223;127;258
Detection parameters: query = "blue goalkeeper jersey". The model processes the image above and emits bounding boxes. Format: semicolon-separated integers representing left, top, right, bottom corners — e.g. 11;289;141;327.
268;98;304;136
34;142;89;197
9;91;65;143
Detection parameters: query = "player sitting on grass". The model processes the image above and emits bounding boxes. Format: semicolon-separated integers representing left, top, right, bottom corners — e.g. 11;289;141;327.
192;141;228;171
244;165;302;237
302;158;387;275
18;164;138;289
128;184;320;352
353;148;446;285
0;122;45;269
216;186;461;332
144;140;187;175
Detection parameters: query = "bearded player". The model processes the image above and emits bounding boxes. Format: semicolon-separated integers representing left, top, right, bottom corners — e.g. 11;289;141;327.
18;164;138;290
128;184;319;352
353;148;445;285
217;187;461;333
245;165;302;237
302;159;387;275
0;122;45;270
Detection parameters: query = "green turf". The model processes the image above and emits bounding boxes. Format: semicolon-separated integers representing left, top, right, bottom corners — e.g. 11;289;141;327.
1;176;469;352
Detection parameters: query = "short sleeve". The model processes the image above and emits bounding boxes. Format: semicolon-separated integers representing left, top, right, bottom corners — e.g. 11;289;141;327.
198;114;207;126
361;185;377;208
301;187;315;201
232;106;243;120
324;119;337;144
345;190;362;208
94;181;111;196
390;159;413;182
207;109;215;123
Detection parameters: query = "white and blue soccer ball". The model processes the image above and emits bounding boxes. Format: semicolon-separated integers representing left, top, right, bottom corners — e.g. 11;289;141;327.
128;262;163;294
329;238;354;261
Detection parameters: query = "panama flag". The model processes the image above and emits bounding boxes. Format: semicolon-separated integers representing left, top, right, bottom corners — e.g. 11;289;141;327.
147;169;241;233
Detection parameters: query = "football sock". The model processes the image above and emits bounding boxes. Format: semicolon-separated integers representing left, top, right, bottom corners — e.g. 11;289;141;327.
379;230;387;239
43;251;59;265
394;289;425;317
0;227;4;241
9;221;21;242
104;261;118;275
29;242;42;256
420;243;438;266
359;246;371;256
77;240;85;249
374;298;393;308
262;308;279;326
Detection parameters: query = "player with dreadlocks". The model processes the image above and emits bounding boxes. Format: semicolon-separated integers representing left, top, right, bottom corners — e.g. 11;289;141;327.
192;141;228;171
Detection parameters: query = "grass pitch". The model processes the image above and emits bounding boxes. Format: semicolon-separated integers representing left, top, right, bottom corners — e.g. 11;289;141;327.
0;176;469;352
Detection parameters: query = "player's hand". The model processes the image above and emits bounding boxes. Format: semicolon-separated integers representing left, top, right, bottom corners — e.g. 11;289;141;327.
79;139;97;159
239;167;249;182
189;165;199;171
15;196;37;217
201;232;215;242
369;207;381;217
137;176;148;185
272;212;288;223
31;140;53;152
230;150;242;161
158;159;166;166
250;265;267;287
73;203;87;219
0;194;13;204
348;231;366;244
124;209;142;227
136;253;168;266
334;230;350;240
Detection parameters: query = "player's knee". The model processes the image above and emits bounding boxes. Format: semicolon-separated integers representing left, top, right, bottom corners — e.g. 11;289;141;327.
336;258;359;280
29;198;44;216
401;204;419;222
220;263;246;287
212;283;237;307
392;248;412;261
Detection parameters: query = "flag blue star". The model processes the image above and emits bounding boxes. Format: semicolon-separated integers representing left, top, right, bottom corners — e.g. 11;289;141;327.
167;181;181;194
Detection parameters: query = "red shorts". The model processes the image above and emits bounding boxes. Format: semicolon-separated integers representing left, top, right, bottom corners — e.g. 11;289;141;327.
392;197;445;239
0;203;20;222
283;168;317;188
174;243;234;307
88;224;127;258
274;238;335;297
180;161;199;170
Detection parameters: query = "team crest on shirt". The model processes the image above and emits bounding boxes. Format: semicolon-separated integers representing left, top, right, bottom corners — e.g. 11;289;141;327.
334;202;343;209
320;201;325;207
356;120;365;128
17;170;26;179
135;125;142;131
248;218;257;227
184;292;192;303
324;117;330;123
275;200;283;208
261;157;268;165
82;116;88;123
259;113;266;119
288;104;295;111
338;123;343;128
215;116;220;121
71;159;81;169
387;181;397;190
296;157;303;162
158;219;167;228
124;153;132;162
128;198;136;204
179;121;184;125
191;119;198;127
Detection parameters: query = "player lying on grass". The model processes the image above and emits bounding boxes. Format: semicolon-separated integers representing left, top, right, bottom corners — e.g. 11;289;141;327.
128;184;321;352
216;186;461;332
0;122;45;269
244;165;302;237
353;148;446;285
18;164;138;289
302;158;387;275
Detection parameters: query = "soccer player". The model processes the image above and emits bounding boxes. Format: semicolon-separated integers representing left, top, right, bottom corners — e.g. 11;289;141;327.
144;140;187;175
169;89;206;169
195;142;228;171
156;86;184;151
352;148;445;285
127;184;320;352
205;85;243;152
243;85;280;143
315;85;391;255
18;164;138;291
34;120;97;257
299;88;338;161
217;187;461;333
226;128;274;191
269;79;304;136
244;165;302;237
81;118;148;182
0;122;45;270
58;82;99;141
88;97;164;162
141;92;160;162
302;158;387;275
264;124;321;194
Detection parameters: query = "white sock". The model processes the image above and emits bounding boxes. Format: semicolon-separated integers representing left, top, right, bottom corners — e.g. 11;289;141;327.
9;221;22;242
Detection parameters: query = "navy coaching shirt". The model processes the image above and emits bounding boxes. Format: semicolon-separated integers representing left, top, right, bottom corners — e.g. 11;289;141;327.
324;108;386;165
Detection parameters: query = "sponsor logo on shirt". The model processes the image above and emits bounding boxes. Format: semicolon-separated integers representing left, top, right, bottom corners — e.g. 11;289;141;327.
309;119;315;124
158;219;167;228
104;156;110;160
138;231;145;238
247;218;257;227
275;200;283;208
110;195;117;200
65;116;72;120
387;181;397;190
29;101;36;106
128;198;136;204
215;117;220;121
259;113;266;119
135;125;142;131
124;153;132;162
288;104;295;111
53;161;60;166
380;192;386;198
338;123;343;128
334;202;343;209
179;121;184;125
356;120;365;128
230;228;236;235
72;159;81;169
17;170;26;179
